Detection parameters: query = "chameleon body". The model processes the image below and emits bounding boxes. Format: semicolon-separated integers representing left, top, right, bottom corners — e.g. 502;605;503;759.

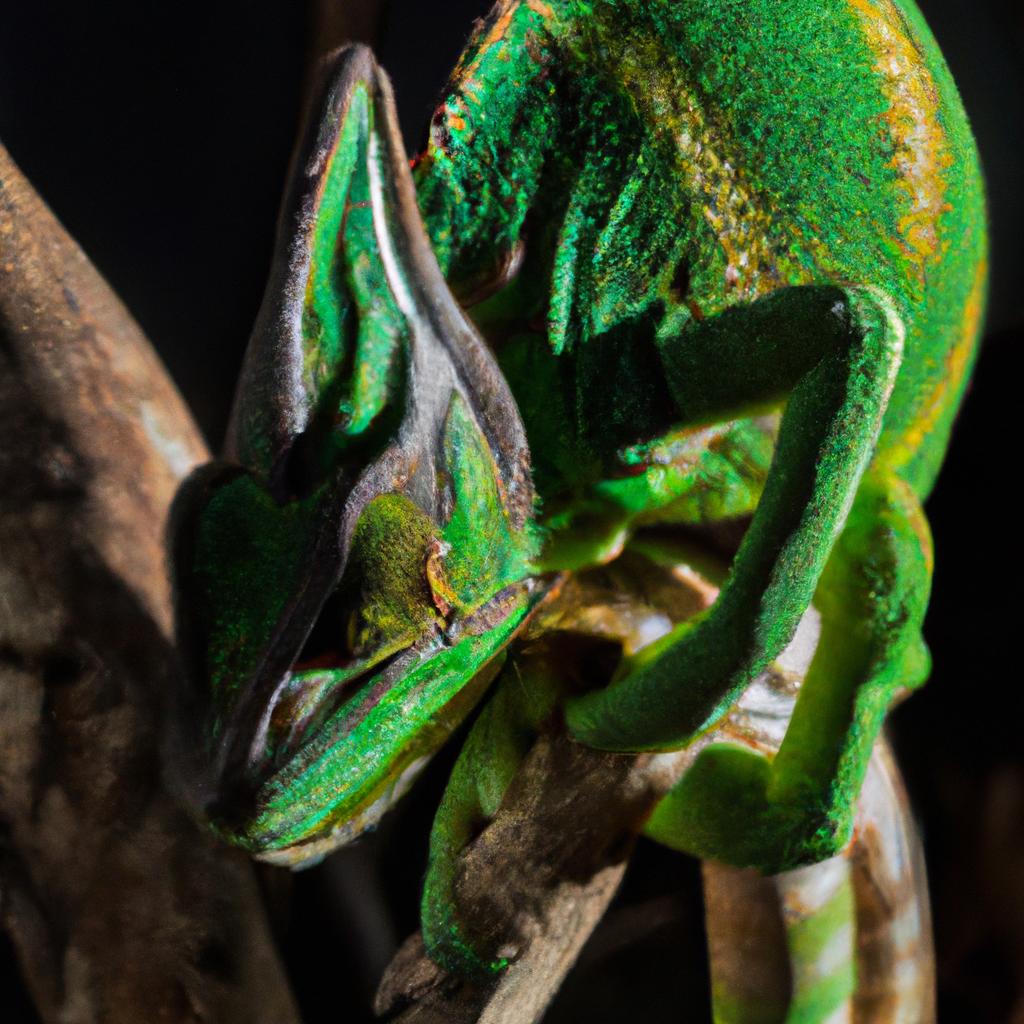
170;0;985;992
411;0;985;869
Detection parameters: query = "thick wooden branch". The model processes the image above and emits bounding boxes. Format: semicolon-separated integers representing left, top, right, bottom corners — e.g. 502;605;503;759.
703;738;935;1024
0;142;300;1023
374;737;663;1024
373;565;717;1024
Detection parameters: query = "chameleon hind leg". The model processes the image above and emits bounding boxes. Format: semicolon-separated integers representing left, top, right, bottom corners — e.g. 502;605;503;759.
645;471;933;870
566;283;905;756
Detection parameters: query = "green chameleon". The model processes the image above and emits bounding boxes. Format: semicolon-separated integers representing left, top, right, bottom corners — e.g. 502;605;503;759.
171;0;985;993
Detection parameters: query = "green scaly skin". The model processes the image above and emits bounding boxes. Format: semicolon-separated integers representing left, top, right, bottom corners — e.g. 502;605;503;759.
171;0;984;1000
412;0;985;981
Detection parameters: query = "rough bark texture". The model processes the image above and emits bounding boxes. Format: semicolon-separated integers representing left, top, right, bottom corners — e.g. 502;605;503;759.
850;740;936;1022
370;559;720;1024
702;865;793;1019
369;569;734;1024
701;738;937;1024
374;736;665;1024
373;569;933;1024
0;141;300;1024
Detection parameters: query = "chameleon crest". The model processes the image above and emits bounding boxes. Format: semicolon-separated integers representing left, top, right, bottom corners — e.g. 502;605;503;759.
173;48;540;864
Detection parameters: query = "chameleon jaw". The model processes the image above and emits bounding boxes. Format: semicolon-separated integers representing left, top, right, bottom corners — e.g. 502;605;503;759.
251;752;435;869
205;577;545;866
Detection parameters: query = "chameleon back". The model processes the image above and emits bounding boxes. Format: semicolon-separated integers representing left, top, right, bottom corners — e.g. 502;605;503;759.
415;0;987;505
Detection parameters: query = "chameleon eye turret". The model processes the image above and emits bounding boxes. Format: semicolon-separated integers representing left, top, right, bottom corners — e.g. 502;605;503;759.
171;45;540;866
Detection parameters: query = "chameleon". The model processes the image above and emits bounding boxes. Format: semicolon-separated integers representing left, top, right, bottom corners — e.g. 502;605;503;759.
170;0;985;988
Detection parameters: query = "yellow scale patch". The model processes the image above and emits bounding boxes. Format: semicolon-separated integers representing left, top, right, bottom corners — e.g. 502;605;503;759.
442;1;953;310
448;3;818;307
607;34;809;308
847;0;953;281
891;256;986;469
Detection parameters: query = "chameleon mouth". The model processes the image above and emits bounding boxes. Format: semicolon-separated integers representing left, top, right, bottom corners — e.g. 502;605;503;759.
270;573;537;747
208;578;543;867
260;593;426;774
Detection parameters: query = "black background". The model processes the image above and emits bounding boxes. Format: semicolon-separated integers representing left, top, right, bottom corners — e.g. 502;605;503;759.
1;1;1022;1020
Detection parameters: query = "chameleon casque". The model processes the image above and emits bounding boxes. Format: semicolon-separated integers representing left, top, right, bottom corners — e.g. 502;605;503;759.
171;0;986;982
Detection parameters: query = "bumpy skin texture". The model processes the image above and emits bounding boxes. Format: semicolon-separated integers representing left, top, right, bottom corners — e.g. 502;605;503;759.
415;0;984;834
174;0;985;986
417;0;985;523
412;0;985;973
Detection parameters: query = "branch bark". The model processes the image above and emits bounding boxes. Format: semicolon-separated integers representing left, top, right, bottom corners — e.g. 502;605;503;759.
373;738;658;1024
0;142;300;1024
373;563;717;1024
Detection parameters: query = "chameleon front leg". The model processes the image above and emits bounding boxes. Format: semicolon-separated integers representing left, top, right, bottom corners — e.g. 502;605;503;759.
771;473;932;841
647;471;933;870
421;656;563;976
566;284;907;867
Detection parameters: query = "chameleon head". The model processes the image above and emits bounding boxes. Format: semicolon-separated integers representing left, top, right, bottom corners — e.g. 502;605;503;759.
170;45;538;867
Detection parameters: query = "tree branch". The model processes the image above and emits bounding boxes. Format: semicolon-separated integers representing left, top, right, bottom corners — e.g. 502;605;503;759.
373;559;934;1024
0;141;300;1024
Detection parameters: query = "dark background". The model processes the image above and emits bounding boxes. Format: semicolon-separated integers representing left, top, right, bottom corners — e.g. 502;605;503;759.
1;1;1022;1020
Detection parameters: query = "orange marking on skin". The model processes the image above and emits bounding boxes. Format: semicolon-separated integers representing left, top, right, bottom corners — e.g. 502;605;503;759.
459;2;518;89
448;1;541;126
909;500;934;572
425;540;457;619
847;0;951;280
897;256;986;462
526;0;554;17
685;299;706;322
